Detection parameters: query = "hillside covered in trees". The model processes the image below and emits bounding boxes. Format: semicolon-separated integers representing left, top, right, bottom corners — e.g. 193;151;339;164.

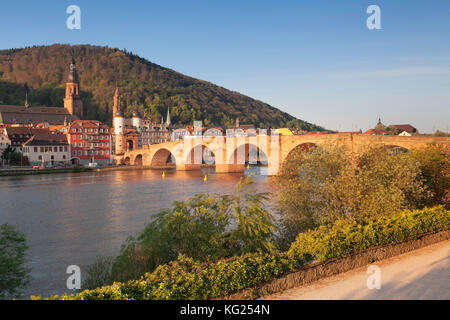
0;44;322;129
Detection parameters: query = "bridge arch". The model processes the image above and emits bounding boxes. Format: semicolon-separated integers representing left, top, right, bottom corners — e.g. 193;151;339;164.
124;156;131;166
151;148;176;167
228;143;268;165
134;154;143;166
185;144;216;165
282;142;317;163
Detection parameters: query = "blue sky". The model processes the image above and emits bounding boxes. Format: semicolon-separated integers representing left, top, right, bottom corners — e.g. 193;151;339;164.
1;1;449;132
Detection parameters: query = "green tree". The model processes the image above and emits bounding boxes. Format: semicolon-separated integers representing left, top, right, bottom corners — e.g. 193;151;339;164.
0;223;31;299
275;145;428;249
1;146;23;166
408;143;450;207
83;175;274;288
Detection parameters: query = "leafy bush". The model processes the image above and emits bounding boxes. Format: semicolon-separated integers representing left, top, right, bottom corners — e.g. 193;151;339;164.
0;223;31;299
82;175;274;289
37;206;449;300
288;206;449;262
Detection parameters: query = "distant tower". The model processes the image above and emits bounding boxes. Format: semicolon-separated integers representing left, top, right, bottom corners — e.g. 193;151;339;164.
132;110;142;133
64;58;83;119
114;93;125;155
24;83;30;108
112;87;120;128
165;107;171;126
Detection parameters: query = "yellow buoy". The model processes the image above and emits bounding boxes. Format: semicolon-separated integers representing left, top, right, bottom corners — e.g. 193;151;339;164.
247;163;250;169
162;171;165;179
204;174;207;182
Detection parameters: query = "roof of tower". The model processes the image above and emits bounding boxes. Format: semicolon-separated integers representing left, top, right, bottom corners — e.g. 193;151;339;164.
67;58;79;83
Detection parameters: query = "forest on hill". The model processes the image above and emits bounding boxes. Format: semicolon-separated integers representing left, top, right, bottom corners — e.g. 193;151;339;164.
0;44;323;130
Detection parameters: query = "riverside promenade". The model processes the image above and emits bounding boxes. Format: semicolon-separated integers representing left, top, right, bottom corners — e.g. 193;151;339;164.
263;240;450;300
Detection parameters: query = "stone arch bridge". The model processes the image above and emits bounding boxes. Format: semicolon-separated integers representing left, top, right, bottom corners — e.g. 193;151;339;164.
117;133;449;175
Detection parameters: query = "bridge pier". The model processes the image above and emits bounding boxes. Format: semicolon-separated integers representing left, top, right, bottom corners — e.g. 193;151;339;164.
176;163;202;171
215;164;245;173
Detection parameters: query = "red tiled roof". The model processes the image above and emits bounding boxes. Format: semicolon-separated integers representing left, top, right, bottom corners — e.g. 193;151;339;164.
365;129;386;135
390;124;417;133
23;133;68;146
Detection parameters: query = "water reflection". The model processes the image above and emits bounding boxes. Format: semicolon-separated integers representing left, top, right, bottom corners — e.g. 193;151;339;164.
0;167;274;298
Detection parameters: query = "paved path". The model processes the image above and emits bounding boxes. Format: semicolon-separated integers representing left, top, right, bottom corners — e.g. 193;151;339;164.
263;240;450;300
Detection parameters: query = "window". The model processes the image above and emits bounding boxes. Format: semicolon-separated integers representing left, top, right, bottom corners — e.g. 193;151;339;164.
63;155;66;160
54;147;58;152
34;147;38;152
64;146;67;152
38;155;42;160
59;146;63;152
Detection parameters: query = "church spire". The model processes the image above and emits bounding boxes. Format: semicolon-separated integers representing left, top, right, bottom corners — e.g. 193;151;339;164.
24;83;29;108
166;107;171;126
113;87;122;116
67;57;79;83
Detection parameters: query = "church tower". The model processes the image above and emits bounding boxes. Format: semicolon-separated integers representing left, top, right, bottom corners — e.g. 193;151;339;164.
64;58;83;119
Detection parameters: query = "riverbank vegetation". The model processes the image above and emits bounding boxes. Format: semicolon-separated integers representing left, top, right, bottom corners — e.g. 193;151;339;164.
82;177;274;289
275;143;448;249
36;143;449;299
36;206;449;300
0;223;31;299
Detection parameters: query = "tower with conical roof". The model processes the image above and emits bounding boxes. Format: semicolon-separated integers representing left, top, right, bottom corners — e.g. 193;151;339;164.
64;57;83;119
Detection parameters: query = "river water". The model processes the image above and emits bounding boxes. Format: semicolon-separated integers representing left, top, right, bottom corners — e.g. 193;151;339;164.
0;167;275;298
